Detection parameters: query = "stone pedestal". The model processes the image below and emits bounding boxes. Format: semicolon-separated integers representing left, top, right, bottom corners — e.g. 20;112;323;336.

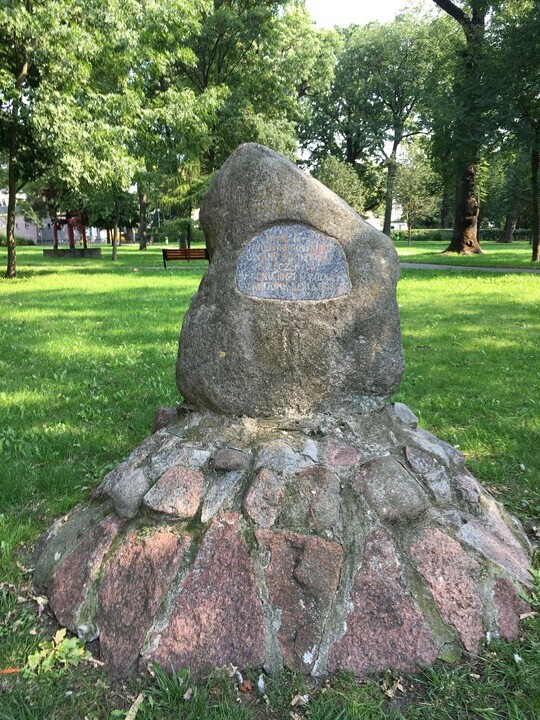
34;405;531;678
34;144;532;679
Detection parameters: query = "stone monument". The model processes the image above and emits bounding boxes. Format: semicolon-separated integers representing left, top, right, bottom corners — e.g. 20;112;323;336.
35;143;532;679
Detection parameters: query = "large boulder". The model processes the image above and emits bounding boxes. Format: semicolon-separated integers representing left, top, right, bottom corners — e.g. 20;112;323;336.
176;143;404;417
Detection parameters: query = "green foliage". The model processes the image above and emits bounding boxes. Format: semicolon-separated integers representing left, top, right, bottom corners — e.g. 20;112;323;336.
0;233;35;247
395;141;441;240
24;628;90;677
313;156;366;213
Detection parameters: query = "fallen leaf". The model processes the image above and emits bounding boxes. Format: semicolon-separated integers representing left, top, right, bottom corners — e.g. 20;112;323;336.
238;679;253;693
125;693;144;720
291;693;309;707
183;687;193;701
0;668;21;675
520;611;538;620
32;596;48;617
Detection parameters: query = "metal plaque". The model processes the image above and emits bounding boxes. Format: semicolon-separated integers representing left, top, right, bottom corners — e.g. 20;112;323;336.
236;225;351;300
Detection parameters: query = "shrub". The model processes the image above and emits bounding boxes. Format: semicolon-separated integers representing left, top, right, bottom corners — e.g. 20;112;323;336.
0;232;36;247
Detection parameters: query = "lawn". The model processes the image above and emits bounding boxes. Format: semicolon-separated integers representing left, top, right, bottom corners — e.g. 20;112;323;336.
394;239;539;270
0;245;539;719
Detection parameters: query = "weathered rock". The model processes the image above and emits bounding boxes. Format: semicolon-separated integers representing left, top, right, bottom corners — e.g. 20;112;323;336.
393;402;418;428
213;447;250;471
405;446;454;503
34;501;114;590
143;466;204;517
328;528;437;674
256;529;343;672
146;440;211;481
143;514;265;676
177;143;404;417
152;407;179;433
244;468;285;529
458;517;532;586
411;529;484;653
492;579;530;641
99;531;190;677
278;466;341;535
255;440;313;474
201;471;242;523
47;515;123;637
353;456;429;522
110;467;150;519
324;438;362;468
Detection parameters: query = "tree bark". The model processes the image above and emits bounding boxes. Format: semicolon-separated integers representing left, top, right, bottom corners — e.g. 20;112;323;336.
444;162;483;253
138;186;148;250
5;129;18;278
434;0;486;254
67;222;75;249
498;213;517;243
531;133;539;262
112;200;119;261
383;141;400;236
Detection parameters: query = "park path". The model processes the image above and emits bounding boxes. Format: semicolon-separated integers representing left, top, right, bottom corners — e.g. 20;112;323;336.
400;262;540;274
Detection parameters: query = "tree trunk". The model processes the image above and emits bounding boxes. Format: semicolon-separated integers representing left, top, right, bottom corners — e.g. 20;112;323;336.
383;143;399;236
498;213;517;243
112;201;119;261
532;134;539;262
67;222;75;249
434;0;486;254
138;186;147;250
443;162;483;254
5;138;17;278
53;222;59;250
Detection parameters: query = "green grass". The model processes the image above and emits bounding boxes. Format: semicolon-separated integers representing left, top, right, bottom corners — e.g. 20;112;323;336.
0;246;539;719
394;240;539;269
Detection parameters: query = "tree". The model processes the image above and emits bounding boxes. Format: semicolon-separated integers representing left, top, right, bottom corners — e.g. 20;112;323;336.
312;156;366;214
490;1;540;260
431;0;492;254
0;0;149;274
394;141;441;244
0;0;100;277
301;14;448;233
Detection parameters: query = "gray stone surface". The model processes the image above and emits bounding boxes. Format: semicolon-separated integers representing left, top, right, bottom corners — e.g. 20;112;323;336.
177;143;404;417
110;467;149;519
393;402;418;428
201;471;242;523
353;456;429;522
143;466;204;518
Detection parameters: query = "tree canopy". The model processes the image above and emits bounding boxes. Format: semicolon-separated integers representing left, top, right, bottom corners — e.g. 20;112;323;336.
2;0;540;275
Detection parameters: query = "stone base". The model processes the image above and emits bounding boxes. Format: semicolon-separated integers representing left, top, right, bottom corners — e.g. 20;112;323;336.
34;404;533;678
43;248;102;258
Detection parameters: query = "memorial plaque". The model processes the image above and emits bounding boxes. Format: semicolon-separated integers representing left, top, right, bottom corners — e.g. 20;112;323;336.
236;225;351;301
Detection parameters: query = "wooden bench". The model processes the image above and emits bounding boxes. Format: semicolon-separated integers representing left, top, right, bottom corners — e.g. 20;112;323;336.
162;247;209;268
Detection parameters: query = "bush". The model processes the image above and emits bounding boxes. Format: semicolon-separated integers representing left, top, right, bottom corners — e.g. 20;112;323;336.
479;227;531;242
391;228;453;242
0;232;36;247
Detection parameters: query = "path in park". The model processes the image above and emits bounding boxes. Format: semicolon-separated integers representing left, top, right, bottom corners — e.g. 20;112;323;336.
400;262;540;274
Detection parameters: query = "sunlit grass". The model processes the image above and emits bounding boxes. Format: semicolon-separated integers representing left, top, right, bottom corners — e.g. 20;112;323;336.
395;240;538;268
0;246;539;719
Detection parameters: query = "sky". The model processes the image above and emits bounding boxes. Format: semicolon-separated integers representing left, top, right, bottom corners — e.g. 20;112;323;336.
304;0;434;28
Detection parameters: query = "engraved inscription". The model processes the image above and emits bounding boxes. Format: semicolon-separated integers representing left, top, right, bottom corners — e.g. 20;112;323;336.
236;225;351;300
